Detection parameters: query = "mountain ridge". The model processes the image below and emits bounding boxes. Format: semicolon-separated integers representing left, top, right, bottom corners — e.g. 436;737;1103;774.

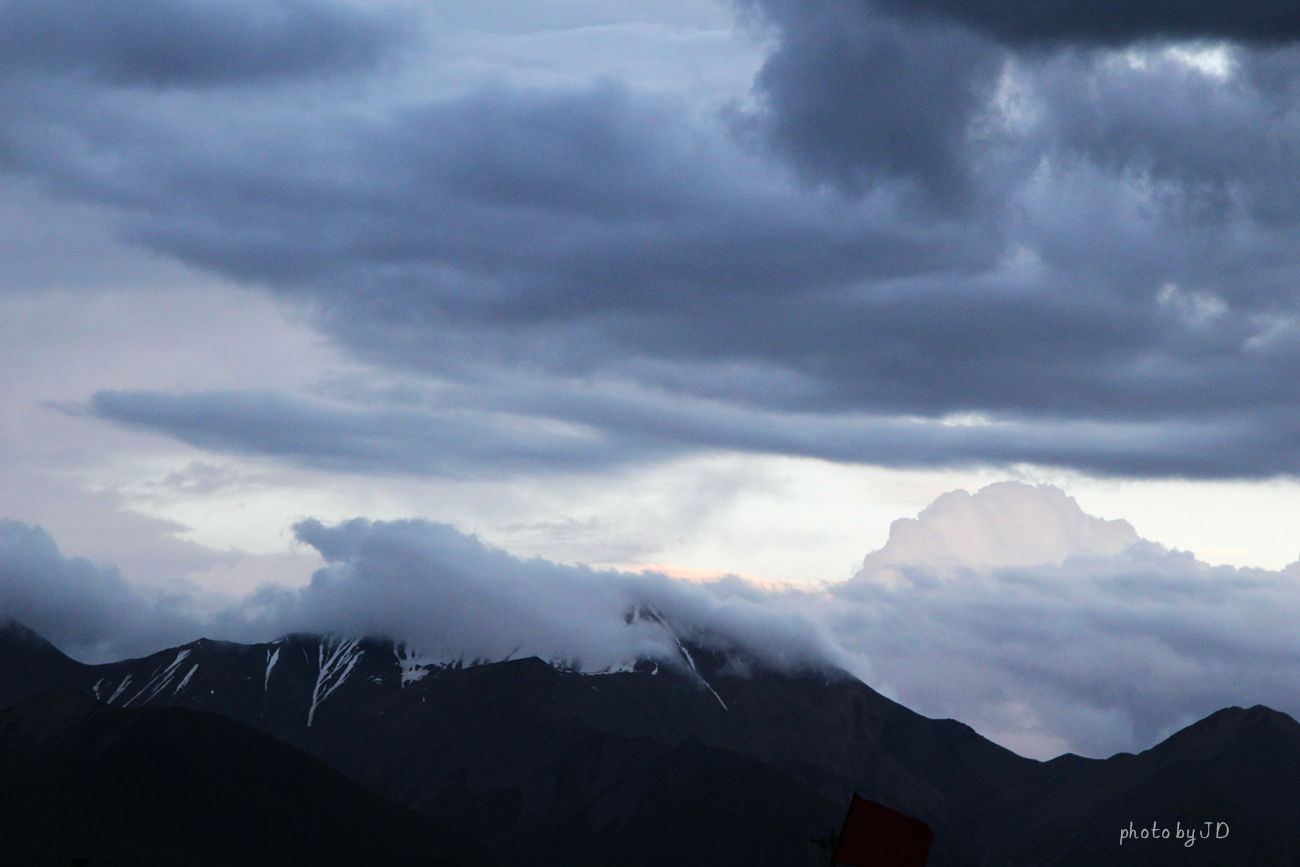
3;618;1297;865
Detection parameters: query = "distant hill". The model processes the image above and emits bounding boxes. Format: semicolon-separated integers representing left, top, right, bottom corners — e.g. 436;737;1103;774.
2;618;1295;865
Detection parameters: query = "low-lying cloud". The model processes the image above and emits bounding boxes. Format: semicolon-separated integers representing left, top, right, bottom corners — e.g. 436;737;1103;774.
6;482;1300;760
0;520;200;659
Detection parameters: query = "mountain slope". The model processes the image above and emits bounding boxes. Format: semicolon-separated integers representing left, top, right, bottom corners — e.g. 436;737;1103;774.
0;689;510;867
985;704;1300;866
4;619;1300;865
0;618;1045;865
0;618;93;707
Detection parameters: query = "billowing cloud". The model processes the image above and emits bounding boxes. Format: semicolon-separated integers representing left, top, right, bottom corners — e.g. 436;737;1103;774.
261;484;1300;760
0;514;847;675
836;542;1300;759
260;516;844;674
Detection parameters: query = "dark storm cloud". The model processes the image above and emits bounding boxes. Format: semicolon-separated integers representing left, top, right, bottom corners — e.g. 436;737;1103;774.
868;0;1300;46
0;0;409;86
85;389;666;476
1064;49;1300;228
748;0;1006;203
747;0;1300;213
85;386;1300;479
7;0;1300;478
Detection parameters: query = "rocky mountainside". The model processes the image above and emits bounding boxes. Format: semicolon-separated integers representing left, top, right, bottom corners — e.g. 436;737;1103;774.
984;703;1300;866
2;618;1296;866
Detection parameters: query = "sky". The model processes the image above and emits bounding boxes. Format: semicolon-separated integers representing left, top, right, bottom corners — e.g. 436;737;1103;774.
3;0;1300;760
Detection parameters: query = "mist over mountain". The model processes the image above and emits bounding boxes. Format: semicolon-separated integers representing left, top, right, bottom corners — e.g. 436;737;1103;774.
5;482;1300;757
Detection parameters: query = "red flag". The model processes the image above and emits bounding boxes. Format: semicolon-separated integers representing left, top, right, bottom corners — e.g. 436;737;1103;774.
829;794;933;867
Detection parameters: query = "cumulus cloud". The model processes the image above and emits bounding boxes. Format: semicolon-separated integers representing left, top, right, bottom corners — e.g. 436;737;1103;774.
8;483;1300;761
856;481;1140;578
830;483;1300;757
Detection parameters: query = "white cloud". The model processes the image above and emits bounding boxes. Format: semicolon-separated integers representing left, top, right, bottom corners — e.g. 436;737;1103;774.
854;481;1139;581
831;483;1300;758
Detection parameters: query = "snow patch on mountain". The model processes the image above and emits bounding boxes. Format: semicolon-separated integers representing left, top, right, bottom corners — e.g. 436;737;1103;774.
308;637;362;727
125;648;192;707
264;646;280;691
106;674;131;704
175;662;198;695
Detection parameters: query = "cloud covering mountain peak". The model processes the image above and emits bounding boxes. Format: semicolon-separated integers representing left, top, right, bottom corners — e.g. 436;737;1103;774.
5;481;1300;760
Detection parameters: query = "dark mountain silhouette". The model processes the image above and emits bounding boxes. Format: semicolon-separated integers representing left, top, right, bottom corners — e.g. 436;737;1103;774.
984;704;1300;865
0;688;509;867
2;618;1296;865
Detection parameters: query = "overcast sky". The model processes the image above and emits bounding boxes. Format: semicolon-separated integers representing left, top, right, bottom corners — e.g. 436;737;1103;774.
4;0;1300;759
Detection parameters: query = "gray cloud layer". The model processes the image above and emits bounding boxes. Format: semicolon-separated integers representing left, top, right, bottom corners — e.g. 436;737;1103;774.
5;0;1300;478
0;0;410;86
87;386;1300;478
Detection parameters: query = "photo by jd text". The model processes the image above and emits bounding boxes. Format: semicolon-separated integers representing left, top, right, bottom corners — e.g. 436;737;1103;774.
1120;821;1230;847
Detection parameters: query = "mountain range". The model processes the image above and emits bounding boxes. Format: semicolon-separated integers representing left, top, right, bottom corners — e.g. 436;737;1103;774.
2;617;1296;866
